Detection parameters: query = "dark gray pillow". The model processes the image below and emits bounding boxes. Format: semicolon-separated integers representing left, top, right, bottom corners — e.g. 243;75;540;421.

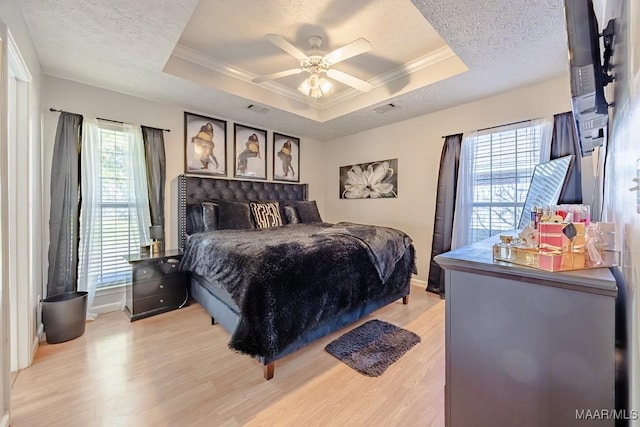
202;202;218;231
287;200;322;223
186;204;204;234
284;205;301;224
217;200;254;230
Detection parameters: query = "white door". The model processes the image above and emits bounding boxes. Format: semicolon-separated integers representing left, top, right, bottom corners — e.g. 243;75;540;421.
7;34;32;372
0;25;36;427
0;23;12;427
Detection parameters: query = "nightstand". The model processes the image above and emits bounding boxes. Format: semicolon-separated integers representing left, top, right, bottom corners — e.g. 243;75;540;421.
123;249;189;321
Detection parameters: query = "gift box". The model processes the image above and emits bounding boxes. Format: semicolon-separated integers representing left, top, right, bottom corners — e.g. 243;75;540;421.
538;250;563;271
562;222;586;252
538;222;564;250
562;251;586;269
493;218;617;271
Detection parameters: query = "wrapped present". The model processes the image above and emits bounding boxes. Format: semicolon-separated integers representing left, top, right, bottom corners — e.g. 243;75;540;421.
538;250;563;271
562;251;586;268
562;222;586;252
538;222;564;250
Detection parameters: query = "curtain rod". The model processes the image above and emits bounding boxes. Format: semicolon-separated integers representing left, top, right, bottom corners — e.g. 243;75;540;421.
441;118;533;139
49;107;80;115
49;108;170;132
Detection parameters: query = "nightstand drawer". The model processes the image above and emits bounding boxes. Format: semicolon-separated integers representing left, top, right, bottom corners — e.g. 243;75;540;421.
133;291;187;314
123;249;188;321
132;258;181;281
133;274;187;299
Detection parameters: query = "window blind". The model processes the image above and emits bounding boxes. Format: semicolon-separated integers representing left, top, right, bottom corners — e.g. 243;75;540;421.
80;126;142;289
470;123;542;242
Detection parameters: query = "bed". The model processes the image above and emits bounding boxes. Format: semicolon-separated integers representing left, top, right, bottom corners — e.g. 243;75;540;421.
177;175;416;379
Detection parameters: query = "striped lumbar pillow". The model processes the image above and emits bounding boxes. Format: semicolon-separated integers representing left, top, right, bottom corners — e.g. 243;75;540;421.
250;202;283;228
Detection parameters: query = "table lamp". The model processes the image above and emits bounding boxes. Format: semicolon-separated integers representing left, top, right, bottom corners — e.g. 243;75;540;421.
149;225;163;254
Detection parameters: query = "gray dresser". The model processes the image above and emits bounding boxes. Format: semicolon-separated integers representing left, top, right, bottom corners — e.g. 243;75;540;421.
435;236;617;427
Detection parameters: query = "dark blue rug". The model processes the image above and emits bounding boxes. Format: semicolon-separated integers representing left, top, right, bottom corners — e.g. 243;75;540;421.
325;319;420;377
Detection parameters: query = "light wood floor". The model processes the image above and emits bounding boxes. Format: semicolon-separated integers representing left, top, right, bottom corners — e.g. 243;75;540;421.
10;284;445;427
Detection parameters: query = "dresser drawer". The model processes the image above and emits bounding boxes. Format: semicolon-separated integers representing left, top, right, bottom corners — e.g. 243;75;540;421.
133;291;187;314
133;274;188;299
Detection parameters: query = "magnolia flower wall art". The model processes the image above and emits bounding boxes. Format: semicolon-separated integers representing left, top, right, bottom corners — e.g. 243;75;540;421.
339;158;398;199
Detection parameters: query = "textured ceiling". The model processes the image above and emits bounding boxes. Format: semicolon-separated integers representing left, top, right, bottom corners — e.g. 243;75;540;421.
166;0;468;122
19;0;570;141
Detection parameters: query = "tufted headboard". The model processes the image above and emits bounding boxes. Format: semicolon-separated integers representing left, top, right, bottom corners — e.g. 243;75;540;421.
178;175;308;250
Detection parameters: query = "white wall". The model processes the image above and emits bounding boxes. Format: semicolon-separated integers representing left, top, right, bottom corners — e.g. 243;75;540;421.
43;76;327;252
0;0;44;423
597;0;640;420
323;77;574;283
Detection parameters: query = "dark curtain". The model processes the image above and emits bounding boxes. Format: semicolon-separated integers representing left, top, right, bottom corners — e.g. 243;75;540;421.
551;112;583;204
141;126;166;240
427;134;462;297
47;112;83;296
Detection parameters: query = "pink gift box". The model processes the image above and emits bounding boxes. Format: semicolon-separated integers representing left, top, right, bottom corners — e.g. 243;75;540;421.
538;250;563;271
538;222;564;250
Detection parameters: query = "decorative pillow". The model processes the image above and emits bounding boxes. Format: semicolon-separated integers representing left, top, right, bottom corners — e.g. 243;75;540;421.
283;205;301;224
250;202;283;228
202;202;218;231
216;200;254;230
286;200;322;223
186;204;204;234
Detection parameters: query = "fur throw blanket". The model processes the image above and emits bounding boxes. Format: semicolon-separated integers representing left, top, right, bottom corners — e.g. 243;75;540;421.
180;223;415;357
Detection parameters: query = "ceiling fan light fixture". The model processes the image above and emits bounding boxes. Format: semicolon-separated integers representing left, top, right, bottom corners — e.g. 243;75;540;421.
298;73;333;98
319;77;333;94
257;34;372;96
297;79;311;96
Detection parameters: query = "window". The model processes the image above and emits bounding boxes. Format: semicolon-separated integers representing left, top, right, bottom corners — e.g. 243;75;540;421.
453;118;552;247
470;124;542;242
79;121;151;290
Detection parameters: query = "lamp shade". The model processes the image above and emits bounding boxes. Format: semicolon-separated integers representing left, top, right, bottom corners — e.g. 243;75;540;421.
149;225;163;240
298;73;333;98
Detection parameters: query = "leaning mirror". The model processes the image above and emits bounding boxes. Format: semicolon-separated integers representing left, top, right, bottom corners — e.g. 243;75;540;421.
517;155;574;229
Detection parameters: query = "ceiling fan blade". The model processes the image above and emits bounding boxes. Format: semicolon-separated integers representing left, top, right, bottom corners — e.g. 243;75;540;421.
326;69;373;92
265;34;308;61
252;68;304;83
323;38;372;65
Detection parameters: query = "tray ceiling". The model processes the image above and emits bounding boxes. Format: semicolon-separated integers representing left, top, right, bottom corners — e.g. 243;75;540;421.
18;0;570;140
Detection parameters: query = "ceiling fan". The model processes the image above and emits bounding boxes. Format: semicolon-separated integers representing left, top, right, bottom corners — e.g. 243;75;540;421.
252;34;374;97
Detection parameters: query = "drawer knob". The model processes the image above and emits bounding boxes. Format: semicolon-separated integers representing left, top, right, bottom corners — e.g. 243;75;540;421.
159;299;164;303
159;284;164;289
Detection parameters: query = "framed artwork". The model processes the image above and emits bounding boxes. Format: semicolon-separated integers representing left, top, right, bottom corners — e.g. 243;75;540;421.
339;158;398;199
184;112;227;176
234;123;267;180
272;132;300;182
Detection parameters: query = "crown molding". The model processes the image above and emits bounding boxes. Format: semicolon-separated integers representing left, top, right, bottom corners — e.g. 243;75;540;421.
171;44;317;106
318;46;456;109
171;44;457;111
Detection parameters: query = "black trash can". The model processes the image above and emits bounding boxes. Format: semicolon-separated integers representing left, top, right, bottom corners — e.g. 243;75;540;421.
42;291;88;344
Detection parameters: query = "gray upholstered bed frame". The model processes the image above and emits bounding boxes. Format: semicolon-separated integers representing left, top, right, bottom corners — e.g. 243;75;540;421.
177;174;409;380
178;174;308;251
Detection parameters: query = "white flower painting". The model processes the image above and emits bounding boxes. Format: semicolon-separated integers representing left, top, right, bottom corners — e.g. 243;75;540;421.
340;158;398;199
